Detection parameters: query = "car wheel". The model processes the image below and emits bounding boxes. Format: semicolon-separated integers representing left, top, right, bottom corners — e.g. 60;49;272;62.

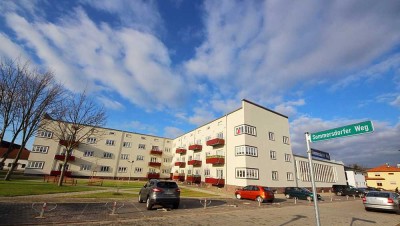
336;192;342;196
256;196;264;203
138;193;143;203
236;194;241;200
285;194;290;199
146;197;153;210
173;202;180;209
365;207;371;211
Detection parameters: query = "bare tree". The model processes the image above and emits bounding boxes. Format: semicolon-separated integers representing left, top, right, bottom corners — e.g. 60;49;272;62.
47;91;107;186
4;66;64;180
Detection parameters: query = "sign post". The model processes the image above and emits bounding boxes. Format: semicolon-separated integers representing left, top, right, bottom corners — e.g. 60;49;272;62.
306;120;374;226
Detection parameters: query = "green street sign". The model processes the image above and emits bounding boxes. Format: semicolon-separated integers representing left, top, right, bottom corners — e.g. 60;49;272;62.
310;120;374;143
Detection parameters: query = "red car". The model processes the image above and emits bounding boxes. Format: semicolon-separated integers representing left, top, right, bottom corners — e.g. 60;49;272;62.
235;185;275;203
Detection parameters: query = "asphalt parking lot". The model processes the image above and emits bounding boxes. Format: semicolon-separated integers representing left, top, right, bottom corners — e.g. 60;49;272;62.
1;196;399;225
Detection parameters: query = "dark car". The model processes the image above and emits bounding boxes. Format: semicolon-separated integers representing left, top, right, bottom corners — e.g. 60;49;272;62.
284;187;322;201
332;184;348;194
138;179;180;210
363;191;400;213
235;185;275;203
333;185;366;197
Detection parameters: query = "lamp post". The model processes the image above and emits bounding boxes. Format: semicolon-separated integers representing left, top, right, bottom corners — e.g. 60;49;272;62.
128;160;134;183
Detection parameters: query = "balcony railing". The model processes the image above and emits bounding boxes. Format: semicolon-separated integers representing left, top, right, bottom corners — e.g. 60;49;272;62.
50;170;72;177
172;174;185;182
176;148;187;154
206;138;225;146
206;155;225;165
148;162;162;167
54;154;75;161
205;177;225;186
186;175;201;183
147;172;160;179
174;162;186;168
150;149;163;155
59;140;80;148
188;144;202;151
188;160;202;167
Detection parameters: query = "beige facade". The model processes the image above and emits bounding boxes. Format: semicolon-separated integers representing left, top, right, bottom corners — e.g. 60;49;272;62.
26;99;346;190
366;164;400;191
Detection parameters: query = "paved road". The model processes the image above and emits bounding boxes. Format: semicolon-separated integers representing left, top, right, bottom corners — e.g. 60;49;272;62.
1;195;399;225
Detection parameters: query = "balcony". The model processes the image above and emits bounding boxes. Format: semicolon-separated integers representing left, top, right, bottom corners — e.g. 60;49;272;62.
186;175;201;184
148;162;162;167
147;172;160;179
188;144;202;152
206;156;225;165
150;149;163;155
176;148;187;154
188;160;202;167
206;138;225;146
174;162;186;168
205;177;225;186
54;154;75;161
50;170;72;177
59;140;80;148
172;174;185;182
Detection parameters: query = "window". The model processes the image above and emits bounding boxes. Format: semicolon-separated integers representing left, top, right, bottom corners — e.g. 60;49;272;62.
377;182;382;186
38;130;52;138
287;172;294;181
388;173;394;175
83;151;94;157
196;139;202;144
150;157;157;162
27;161;44;169
152;146;159;150
100;166;110;172
141;136;146;140
120;154;129;160
80;164;91;171
272;171;278;180
217;132;224;139
270;150;276;160
204;168;210;177
138;144;145;149
283;136;290;144
205;136;211;142
87;137;97;144
118;167;127;173
235;145;258;157
234;124;257;136
103;152;112;158
164;148;170;153
32;145;49;153
123;142;131;148
285;154;291;162
235;168;259;179
126;134;132;138
162;169;171;174
137;155;144;161
105;140;115;146
135;167;143;173
374;173;380;176
163;157;172;163
154;138;159;142
268;132;275;141
109;131;115;135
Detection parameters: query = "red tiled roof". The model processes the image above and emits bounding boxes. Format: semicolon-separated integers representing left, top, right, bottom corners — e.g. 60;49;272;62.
367;164;400;172
0;141;30;160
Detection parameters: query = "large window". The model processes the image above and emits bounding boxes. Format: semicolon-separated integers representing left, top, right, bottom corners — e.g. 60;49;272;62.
105;140;115;146
103;152;112;158
118;167;127;173
137;155;144;161
37;130;52;138
287;172;294;181
100;166;110;172
268;132;275;141
87;137;97;144
272;171;279;180
83;151;94;157
270;150;276;160
235;145;258;157
285;154;291;162
296;160;337;182
138;144;145;149
32;145;49;154
234;124;257;136
120;154;129;160
235;168;259;179
27;161;44;169
123;142;131;148
135;167;143;173
283;136;290;144
80;164;91;171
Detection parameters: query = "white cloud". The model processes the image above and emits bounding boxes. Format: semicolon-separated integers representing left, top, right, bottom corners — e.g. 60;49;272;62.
0;33;30;60
164;126;185;138
290;116;400;167
127;121;158;135
390;95;400;108
97;96;124;110
274;99;305;118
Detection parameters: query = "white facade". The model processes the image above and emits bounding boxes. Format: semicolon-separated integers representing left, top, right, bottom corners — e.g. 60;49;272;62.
26;99;346;190
345;170;367;188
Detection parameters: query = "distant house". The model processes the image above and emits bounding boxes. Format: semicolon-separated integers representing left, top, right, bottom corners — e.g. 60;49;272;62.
344;167;367;188
365;164;400;191
0;141;30;171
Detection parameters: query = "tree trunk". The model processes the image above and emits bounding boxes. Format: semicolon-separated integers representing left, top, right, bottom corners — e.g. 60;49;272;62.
57;153;70;186
0;135;18;164
4;145;25;180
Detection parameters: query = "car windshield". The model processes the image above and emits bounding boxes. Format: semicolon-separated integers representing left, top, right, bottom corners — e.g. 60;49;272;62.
367;192;389;198
157;182;178;188
263;187;271;191
300;188;311;192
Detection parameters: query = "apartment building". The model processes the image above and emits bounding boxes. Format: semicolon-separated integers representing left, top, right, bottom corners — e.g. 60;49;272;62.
365;164;400;190
25;99;346;191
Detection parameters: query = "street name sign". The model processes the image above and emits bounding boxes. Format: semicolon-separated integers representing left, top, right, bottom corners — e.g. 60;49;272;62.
310;120;374;143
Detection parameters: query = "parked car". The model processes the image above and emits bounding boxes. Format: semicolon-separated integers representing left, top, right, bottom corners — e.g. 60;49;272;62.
284;187;322;201
138;179;180;210
235;185;275;203
358;187;380;194
363;191;400;213
333;185;366;197
332;184;348;194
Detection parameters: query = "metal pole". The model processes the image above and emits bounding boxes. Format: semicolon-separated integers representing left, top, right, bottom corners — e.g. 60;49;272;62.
305;132;321;226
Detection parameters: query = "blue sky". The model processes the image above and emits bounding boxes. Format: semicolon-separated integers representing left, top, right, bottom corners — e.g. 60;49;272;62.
1;0;399;168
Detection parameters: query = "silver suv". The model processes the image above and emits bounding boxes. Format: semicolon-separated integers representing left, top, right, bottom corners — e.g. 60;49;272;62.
138;179;180;210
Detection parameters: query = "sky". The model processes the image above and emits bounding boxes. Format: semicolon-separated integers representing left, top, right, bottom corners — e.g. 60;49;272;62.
0;0;399;168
